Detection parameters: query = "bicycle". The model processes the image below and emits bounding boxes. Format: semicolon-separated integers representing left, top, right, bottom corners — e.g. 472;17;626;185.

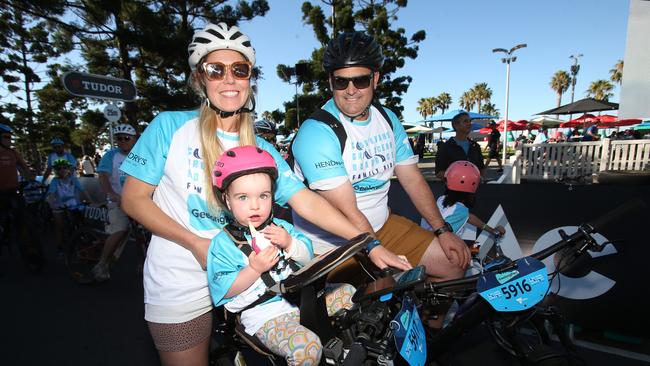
63;202;150;283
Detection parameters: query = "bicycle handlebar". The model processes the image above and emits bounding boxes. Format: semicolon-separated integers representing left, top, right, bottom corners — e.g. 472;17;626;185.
423;199;645;294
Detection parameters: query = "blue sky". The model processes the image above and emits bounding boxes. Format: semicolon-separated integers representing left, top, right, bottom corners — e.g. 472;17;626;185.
242;0;630;125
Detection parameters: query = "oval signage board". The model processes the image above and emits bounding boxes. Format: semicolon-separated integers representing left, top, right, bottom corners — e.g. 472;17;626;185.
62;71;137;102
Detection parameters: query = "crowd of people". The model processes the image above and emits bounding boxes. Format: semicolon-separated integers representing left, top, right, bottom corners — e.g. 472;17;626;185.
3;22;648;366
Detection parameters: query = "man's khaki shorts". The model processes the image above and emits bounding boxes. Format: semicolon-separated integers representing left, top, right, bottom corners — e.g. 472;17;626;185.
327;214;434;286
106;202;130;234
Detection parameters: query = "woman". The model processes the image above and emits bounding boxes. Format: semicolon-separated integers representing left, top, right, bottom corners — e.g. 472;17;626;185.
120;23;367;365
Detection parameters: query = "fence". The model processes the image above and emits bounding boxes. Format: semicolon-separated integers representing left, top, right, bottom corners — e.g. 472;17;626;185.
512;138;650;183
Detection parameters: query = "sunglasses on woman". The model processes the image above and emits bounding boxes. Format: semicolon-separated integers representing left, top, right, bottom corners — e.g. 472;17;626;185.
201;61;252;81
330;73;374;91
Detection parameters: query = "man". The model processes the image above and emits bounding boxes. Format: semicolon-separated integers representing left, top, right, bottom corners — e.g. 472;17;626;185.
290;32;469;326
533;126;549;144
0;124;43;272
582;122;600;141
435;111;486;179
91;124;138;282
43;138;77;181
483;120;503;172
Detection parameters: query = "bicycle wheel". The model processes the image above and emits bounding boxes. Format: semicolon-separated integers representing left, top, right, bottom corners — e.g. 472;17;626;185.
486;312;547;357
65;228;104;283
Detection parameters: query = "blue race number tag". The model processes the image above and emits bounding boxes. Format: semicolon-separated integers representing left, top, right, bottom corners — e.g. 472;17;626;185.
476;256;549;312
392;295;426;366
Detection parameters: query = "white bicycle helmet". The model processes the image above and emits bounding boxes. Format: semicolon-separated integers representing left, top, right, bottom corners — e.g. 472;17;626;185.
254;120;276;134
113;124;136;136
188;23;256;71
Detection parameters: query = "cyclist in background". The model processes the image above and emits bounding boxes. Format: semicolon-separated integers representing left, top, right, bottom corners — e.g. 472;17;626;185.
91;124;138;282
43;138;77;181
0;124;43;272
46;158;91;258
254;120;278;148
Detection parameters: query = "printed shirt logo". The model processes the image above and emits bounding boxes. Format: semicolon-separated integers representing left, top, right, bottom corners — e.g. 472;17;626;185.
349;131;395;191
186;146;205;195
187;194;228;231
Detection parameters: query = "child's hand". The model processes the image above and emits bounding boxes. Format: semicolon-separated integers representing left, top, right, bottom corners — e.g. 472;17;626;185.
262;224;292;250
248;246;279;273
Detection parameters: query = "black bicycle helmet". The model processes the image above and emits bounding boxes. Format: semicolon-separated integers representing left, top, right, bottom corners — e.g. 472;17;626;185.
323;32;384;73
254;120;276;134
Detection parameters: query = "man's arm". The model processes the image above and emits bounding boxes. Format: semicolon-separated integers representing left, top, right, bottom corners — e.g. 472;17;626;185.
14;151;33;180
98;172;120;203
394;163;470;268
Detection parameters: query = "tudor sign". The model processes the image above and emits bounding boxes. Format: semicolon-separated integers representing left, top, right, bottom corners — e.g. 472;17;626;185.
62;71;137;101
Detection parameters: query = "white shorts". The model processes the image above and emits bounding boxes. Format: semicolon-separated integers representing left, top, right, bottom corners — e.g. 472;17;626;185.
145;294;213;323
106;202;130;234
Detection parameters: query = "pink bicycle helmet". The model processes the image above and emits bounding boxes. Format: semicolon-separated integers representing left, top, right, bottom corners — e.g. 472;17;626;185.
445;160;481;193
213;146;278;191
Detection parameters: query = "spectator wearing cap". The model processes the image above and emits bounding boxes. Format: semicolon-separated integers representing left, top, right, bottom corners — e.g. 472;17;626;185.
43;138;77;181
483;121;503;172
435;111;486;179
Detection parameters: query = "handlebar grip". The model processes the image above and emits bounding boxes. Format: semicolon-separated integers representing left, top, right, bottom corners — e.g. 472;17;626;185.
586;199;645;233
343;342;367;365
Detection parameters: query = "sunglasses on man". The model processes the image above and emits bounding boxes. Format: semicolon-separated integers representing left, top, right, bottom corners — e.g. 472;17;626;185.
201;61;252;81
330;73;374;91
115;135;133;142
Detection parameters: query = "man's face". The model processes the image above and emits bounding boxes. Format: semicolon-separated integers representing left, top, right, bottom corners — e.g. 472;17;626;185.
53;144;64;153
115;134;137;153
452;114;472;135
330;66;378;120
1;133;11;148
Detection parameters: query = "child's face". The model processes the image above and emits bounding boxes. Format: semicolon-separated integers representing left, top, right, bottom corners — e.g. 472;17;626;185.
54;166;70;178
225;173;273;227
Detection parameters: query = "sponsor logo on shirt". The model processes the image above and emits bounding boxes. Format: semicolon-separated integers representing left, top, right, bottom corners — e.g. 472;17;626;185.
314;160;343;169
127;152;147;165
352;178;388;193
187;194;227;230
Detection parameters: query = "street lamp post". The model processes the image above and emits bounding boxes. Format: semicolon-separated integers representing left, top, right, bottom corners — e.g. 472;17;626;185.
492;43;527;166
569;53;583;120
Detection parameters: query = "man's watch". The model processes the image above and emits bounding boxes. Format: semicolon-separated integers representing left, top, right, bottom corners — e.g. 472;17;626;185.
363;239;381;256
432;222;453;236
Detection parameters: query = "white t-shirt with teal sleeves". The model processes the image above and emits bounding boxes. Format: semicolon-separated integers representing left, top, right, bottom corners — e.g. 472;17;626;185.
421;195;470;236
120;110;305;310
207;218;313;335
291;99;418;253
97;147;127;196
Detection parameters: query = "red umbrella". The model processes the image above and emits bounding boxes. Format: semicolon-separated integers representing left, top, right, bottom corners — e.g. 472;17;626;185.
597;118;642;129
479;120;528;133
597;114;618;123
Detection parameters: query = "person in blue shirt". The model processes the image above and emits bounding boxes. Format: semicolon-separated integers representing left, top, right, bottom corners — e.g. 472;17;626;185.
208;146;355;365
43;138;77;181
46;158;91;257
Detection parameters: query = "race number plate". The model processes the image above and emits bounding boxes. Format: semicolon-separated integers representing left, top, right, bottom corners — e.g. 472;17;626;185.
392;295;426;366
476;256;549;312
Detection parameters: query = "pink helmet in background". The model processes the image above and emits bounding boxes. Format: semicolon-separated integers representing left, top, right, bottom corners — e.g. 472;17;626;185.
445;160;481;193
212;146;278;191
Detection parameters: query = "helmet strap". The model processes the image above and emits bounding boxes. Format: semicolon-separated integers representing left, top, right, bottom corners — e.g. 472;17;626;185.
204;96;256;119
334;85;375;122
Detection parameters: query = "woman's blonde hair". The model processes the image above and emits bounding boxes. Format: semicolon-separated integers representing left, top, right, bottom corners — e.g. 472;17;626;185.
190;70;258;215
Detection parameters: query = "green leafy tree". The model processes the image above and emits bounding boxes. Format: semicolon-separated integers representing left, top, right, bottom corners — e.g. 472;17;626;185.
0;0;68;165
586;80;614;101
278;0;425;124
609;60;623;86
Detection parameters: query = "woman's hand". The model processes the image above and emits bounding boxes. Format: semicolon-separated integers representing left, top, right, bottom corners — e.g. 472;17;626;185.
248;246;279;273
262;224;291;250
190;236;212;270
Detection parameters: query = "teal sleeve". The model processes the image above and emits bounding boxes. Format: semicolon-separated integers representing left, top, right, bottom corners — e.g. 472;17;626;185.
256;137;305;206
384;107;416;163
206;232;245;307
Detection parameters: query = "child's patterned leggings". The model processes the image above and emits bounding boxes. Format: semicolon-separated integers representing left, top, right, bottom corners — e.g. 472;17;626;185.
254;283;355;365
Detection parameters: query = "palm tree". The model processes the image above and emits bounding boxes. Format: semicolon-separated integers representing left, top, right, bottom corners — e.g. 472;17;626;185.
416;97;435;120
436;92;452;114
609;60;624;86
471;83;492;113
261;111;274;121
459;90;475;112
550;70;571;109
586;80;614;101
481;103;500;118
